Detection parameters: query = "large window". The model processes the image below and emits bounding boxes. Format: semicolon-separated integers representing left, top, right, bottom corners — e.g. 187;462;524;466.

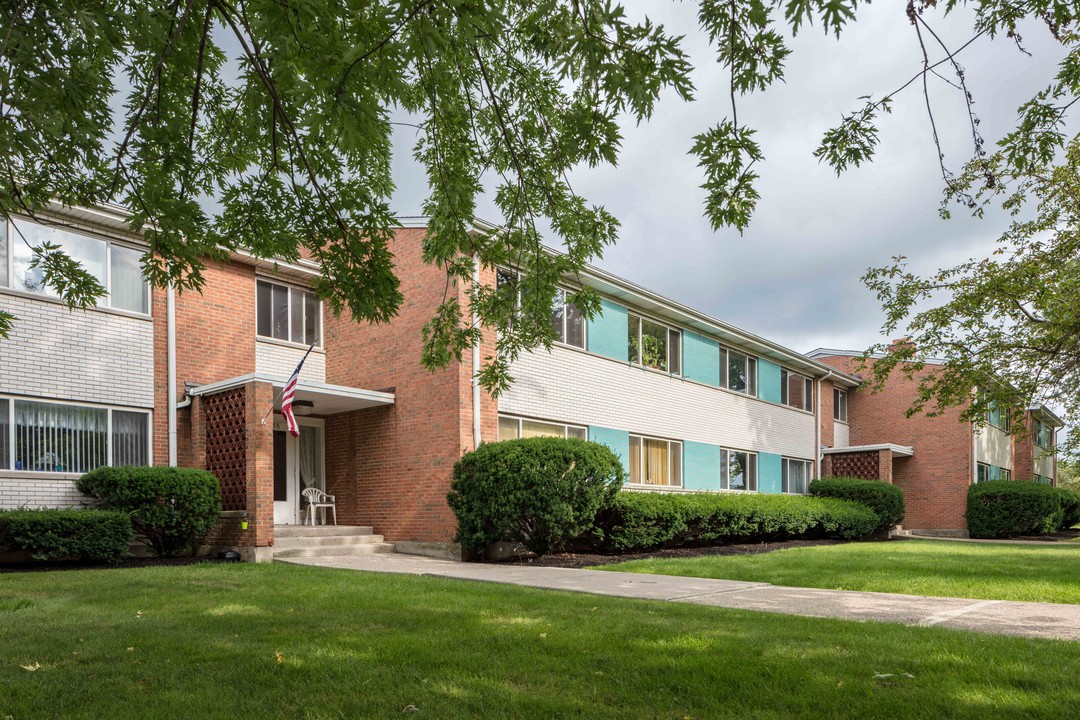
781;370;813;412
721;348;757;395
0;398;149;473
552;288;585;348
986;402;1010;432
628;315;681;374
2;218;149;313
257;279;320;345
1034;419;1053;449
782;458;812;494
721;449;757;491
629;435;683;486
976;462;990;483
498;415;587;441
834;388;848;422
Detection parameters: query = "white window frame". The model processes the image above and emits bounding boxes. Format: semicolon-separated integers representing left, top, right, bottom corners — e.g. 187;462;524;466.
628;434;683;487
781;457;813;494
497;415;587;441
986;402;1010;432
720;448;758;492
976;462;990;483
780;369;814;412
720;347;757;396
552;287;587;349
0;395;152;473
1;217;150;315
628;313;682;375
834;388;848;422
1034;419;1053;449
256;278;322;347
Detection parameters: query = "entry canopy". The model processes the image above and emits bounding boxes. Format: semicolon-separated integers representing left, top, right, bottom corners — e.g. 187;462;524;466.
188;373;395;415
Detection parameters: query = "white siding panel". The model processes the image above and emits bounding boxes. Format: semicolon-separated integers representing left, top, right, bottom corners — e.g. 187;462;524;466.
0;294;153;407
0;476;87;509
834;422;849;448
975;426;1011;469
503;346;816;459
255;341;326;383
1035;447;1055;479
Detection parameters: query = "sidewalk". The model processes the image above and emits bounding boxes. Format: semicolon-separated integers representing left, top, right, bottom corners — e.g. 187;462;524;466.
279;552;1080;642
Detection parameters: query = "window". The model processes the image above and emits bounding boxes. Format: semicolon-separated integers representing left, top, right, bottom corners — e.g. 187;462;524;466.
1035;474;1052;485
834;388;848;422
2;218;149;313
782;458;812;494
552;288;585;348
721;449;757;491
780;370;814;411
1001;468;1011;481
976;462;990;483
497;415;587;441
721;347;757;395
1;398;150;473
986;402;1010;432
257;279;320;345
1034;419;1053;449
628;435;682;486
628;315;682;374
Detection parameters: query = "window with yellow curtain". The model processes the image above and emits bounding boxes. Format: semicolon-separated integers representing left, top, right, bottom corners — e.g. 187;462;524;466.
498;415;588;441
629;435;683;487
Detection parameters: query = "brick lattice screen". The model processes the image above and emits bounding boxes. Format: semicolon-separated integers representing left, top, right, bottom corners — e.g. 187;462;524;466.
829;451;881;480
204;388;248;511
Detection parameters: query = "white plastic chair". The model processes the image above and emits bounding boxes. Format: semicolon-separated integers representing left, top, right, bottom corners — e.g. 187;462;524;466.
301;487;337;526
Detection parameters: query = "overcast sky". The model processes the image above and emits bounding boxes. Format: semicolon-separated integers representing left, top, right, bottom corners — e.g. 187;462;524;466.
387;3;1065;356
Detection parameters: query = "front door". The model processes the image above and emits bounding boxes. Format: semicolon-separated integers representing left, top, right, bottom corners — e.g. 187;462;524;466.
273;417;326;525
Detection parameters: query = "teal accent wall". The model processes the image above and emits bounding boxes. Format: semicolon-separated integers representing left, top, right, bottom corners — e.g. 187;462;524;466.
989;465;1002;481
587;298;629;361
683;441;721;491
589;426;631;481
683;331;721;386
758;358;782;404
758;452;783;494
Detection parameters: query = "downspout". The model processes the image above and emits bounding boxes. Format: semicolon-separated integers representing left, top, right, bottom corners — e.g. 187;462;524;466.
167;284;178;467
816;370;835;481
471;254;482;449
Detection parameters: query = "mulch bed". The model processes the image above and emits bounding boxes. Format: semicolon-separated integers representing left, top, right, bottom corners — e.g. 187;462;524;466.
486;537;902;569
0;556;236;574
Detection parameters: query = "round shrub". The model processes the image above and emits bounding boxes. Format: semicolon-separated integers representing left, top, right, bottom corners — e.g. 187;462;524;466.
77;466;222;556
1053;487;1080;530
966;480;1060;538
448;437;624;556
809;477;905;533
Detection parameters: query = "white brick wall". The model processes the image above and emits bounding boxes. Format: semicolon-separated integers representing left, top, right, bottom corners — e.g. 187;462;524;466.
0;293;154;408
503;345;817;459
0;475;87;509
834;421;849;448
255;340;326;383
975;426;1011;469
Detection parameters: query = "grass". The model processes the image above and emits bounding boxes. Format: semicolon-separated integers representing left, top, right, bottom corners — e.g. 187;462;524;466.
3;563;1080;718
601;539;1080;603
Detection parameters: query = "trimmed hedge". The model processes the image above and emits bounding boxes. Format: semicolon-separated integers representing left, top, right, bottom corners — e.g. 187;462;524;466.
1054;487;1080;529
0;509;133;562
77;466;222;557
448;437;624;556
809;477;905;533
593;491;879;552
966;480;1066;538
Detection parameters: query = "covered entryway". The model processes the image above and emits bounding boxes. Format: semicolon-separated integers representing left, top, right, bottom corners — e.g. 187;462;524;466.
273;417;325;525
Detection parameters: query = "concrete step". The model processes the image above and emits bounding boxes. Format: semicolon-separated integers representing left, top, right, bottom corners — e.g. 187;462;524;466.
274;525;374;538
272;543;396;559
274;534;387;549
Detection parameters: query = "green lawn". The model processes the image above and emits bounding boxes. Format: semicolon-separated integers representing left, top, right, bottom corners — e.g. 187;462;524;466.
602;539;1080;603
3;563;1080;719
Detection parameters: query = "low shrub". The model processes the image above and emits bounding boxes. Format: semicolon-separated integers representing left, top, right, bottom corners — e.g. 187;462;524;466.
448;437;624;556
0;509;133;562
1053;487;1080;530
593;491;879;552
77;466;222;557
809;477;905;533
966;481;1062;538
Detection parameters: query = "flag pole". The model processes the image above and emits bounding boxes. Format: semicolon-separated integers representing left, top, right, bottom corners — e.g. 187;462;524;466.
260;336;320;425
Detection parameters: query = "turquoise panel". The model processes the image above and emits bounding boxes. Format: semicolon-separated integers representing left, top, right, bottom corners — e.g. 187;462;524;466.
588;426;631;481
683;441;721;491
758;452;783;494
587;298;629;361
989;465;1002;481
683;331;720;386
757;358;782;404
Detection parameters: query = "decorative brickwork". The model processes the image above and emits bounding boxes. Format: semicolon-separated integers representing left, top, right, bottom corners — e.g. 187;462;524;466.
829;451;881;480
204;388;248;511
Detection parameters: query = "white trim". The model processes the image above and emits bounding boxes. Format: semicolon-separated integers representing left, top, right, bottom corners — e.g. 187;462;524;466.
822;443;914;457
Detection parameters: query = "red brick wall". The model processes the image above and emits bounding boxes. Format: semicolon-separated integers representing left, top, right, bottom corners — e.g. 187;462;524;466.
323;229;496;543
816;355;974;531
1011;413;1036;481
820;378;835;449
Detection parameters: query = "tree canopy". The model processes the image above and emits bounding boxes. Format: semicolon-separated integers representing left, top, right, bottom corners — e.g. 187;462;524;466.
2;0;1079;410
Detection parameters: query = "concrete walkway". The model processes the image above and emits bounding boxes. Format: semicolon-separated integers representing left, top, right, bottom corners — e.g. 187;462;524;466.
279;552;1080;642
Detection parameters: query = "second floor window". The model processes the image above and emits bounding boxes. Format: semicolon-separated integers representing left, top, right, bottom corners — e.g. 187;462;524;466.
834;388;848;422
721;348;757;395
257;279;320;345
552;288;585;348
986;402;1010;432
781;369;814;412
628;314;682;374
1034;419;1053;449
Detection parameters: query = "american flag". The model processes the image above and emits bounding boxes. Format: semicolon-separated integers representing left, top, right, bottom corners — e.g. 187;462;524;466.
280;354;309;437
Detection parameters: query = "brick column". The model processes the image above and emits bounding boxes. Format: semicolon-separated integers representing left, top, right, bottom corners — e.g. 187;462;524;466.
245;381;276;556
877;448;894;483
1011;413;1035;481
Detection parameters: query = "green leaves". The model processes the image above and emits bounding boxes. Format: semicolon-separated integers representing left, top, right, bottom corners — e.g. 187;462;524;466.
815;98;891;173
691;121;763;232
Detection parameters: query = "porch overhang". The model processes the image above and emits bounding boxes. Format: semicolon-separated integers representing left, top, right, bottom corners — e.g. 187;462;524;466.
823;443;914;458
188;373;395;415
